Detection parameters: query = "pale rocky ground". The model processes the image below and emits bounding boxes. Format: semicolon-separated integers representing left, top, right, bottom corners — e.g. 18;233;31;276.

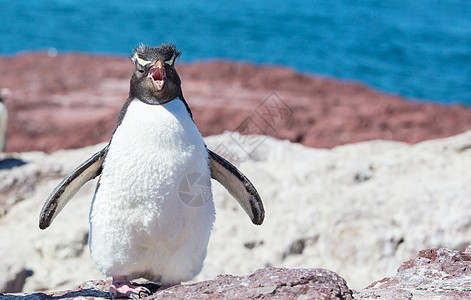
1;131;471;294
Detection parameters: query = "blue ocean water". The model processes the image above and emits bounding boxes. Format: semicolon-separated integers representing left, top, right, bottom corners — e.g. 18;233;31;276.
0;1;470;105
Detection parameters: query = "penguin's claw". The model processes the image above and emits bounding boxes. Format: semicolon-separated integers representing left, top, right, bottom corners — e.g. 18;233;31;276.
130;291;149;300
138;287;151;298
109;280;152;299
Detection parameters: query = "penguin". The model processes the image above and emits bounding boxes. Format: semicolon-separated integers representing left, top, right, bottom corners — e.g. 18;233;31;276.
39;43;264;299
0;89;8;152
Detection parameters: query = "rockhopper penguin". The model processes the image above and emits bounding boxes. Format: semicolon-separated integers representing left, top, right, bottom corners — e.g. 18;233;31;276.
39;43;264;299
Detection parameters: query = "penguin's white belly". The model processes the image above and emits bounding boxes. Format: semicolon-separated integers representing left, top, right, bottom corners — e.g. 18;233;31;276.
89;98;215;284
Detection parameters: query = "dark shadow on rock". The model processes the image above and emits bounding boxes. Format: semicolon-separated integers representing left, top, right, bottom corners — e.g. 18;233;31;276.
1;292;49;299
48;289;111;299
1;289;110;300
0;158;27;170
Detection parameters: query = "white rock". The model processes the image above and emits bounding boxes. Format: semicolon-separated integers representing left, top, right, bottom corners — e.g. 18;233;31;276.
1;132;471;292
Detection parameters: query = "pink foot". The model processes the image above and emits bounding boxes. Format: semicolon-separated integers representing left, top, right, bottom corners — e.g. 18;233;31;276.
109;277;151;299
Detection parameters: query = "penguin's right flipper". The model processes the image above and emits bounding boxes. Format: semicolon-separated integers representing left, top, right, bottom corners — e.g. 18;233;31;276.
39;145;109;230
209;150;265;225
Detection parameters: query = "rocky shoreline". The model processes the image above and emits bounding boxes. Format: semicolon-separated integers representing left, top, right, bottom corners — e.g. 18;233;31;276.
2;53;471;153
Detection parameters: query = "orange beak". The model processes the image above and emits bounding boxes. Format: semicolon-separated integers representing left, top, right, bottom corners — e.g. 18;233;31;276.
148;61;166;90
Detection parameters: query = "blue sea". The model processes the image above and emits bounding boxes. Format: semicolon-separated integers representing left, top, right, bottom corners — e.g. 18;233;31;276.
1;1;470;105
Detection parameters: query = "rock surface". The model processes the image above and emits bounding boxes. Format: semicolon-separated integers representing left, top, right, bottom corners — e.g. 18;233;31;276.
149;268;353;300
1;131;471;296
5;268;354;299
355;247;471;299
6;248;471;299
2;53;471;153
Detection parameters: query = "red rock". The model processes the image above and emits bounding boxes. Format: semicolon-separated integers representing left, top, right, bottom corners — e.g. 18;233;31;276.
2;53;471;153
6;268;353;299
355;247;471;299
6;249;471;299
151;268;353;299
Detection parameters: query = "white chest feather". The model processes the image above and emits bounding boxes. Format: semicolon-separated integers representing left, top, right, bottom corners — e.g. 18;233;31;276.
89;98;215;283
101;98;209;208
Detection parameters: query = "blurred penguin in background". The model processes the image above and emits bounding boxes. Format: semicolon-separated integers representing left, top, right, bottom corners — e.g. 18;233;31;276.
0;88;9;152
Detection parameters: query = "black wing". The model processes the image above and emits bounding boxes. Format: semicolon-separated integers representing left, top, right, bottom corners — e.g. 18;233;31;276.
209;150;264;225
39;145;108;229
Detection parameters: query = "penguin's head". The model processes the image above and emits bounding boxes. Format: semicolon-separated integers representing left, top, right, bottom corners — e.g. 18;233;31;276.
129;43;182;105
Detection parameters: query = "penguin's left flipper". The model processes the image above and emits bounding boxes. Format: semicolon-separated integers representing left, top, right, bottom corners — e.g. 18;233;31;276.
39;145;109;230
208;150;265;225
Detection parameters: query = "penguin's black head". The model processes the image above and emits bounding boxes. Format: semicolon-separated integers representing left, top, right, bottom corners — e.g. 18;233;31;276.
129;43;183;105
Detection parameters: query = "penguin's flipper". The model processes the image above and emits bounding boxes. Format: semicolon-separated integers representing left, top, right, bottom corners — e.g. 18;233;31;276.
39;145;109;230
208;150;265;225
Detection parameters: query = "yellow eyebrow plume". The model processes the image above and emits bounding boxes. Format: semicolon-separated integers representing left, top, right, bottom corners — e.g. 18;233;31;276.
165;53;176;66
132;53;152;66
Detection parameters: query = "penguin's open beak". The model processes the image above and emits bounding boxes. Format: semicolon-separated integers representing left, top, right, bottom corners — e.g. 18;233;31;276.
148;61;166;90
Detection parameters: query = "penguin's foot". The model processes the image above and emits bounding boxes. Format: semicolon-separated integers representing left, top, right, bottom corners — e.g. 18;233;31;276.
109;277;151;299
